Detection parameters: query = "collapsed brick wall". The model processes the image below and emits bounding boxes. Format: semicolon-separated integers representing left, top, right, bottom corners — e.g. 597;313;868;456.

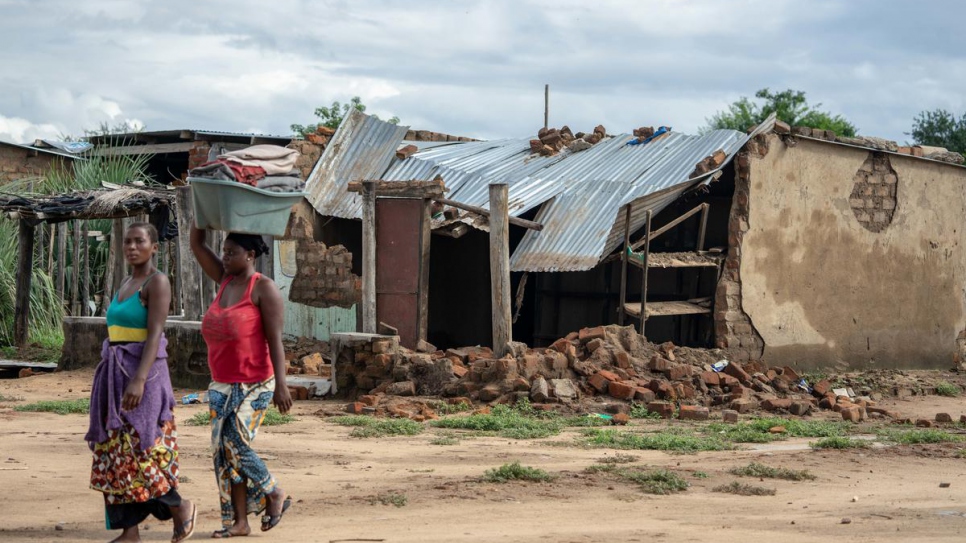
288;140;325;180
403;129;477;142
713;135;767;362
187;141;210;170
289;239;361;309
849;152;898;233
0;145;69;184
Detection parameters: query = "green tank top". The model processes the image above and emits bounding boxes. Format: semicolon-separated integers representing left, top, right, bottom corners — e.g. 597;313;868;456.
106;273;157;342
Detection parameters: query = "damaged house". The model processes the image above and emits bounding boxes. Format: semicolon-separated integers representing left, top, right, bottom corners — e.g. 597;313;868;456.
294;110;966;371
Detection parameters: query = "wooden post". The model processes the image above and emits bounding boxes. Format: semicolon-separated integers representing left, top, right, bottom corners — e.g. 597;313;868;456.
361;181;377;334
176;186;204;320
111;219;128;295
696;203;710;251
56;222;66;305
100;224;115;317
618;204;631;326
544;84;549;129
71;221;81;315
489;183;512;357
639;210;652;337
14;220;35;349
81;222;90;317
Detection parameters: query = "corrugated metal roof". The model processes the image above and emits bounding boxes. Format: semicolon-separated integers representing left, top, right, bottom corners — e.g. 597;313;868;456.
305;109;409;219
304;111;775;272
0;139;86;160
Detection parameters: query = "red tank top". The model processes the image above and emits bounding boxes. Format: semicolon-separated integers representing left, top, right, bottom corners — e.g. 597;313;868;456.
201;273;273;383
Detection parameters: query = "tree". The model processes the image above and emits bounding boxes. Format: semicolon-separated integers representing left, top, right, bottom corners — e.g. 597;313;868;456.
291;96;400;137
704;88;857;137
908;109;966;154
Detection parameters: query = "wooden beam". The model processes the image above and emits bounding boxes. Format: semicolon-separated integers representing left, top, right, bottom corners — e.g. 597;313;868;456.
361;181;377;334
347;179;446;198
435;197;544;231
56;223;66;305
81;222;90;316
175;187;203;320
618;204;630;326
418;199;432;343
632;203;704;250
639;210;652;337
696;203;710;251
90;141;196;157
71;221;81;315
489;184;512;357
14;220;35;349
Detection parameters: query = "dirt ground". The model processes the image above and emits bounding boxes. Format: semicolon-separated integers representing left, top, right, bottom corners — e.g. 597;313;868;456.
1;368;965;543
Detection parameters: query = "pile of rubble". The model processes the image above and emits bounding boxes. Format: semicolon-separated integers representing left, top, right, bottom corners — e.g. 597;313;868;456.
530;125;607;156
772;121;965;165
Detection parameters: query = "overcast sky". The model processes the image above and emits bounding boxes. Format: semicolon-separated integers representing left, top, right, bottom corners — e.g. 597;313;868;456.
1;0;963;144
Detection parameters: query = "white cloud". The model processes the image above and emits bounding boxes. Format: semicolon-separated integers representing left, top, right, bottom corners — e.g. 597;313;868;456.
0;114;63;143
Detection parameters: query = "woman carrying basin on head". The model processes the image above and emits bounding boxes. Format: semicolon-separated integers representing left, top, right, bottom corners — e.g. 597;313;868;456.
190;226;292;538
86;222;197;543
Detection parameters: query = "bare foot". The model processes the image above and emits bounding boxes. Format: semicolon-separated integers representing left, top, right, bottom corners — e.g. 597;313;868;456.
109;525;141;543
171;499;197;543
265;487;287;518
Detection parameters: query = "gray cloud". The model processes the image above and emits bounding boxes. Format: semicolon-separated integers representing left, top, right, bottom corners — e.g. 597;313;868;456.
1;0;964;143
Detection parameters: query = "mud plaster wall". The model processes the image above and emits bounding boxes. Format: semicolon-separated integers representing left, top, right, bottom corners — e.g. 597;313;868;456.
741;134;966;370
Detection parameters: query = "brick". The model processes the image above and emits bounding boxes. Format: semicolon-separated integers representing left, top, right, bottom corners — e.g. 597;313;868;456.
588;372;611;393
386;381;416;397
358;395;379;407
761;398;792;412
722;409;739;423
812;379;832;397
647;401;674;419
615;351;631;369
781;366;800;383
530;376;549;403
512;377;530;392
648;356;671;372
611;413;630;426
723;361;752;384
598;370;621;382
700;371;721;387
841;406;861;422
345;402;366;414
916;418;934;428
730;398;756;413
585;338;603;353
550;338;573;354
479;385;502;402
452;365;468;378
936;413;953;423
665;364;693;381
288;385;309;401
578;326;606;343
608;381;636;400
719;374;740;388
649;379;676;400
678;405;710;421
633;387;656;403
789;401;811;416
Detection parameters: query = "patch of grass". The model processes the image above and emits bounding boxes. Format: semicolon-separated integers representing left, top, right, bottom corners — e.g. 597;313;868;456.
935;381;961;397
584;463;619;474
429;435;460;446
13;398;88;415
184;408;294;427
877;428;963;445
370;493;407;507
584;428;733;454
0;393;25;402
709;417;848;443
956;448;966;459
729;462;816;481
331;415;423;438
692;471;710;479
630;403;661;419
562;414;612;427
713;481;776;496
811;436;871;449
430;400;473;415
482;462;555;483
617;468;689;495
431;405;562;439
596;453;638;464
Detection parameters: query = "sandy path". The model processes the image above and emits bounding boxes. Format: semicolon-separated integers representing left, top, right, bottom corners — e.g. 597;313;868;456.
1;370;965;542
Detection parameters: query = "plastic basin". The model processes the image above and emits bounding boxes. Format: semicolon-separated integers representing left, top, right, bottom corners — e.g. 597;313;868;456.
188;177;306;236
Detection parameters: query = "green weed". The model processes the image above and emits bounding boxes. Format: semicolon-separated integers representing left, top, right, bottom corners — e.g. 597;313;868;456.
692;471;710;479
0;393;25;402
584;428;733;453
332;415;423;438
935;381;961;397
877;428;963;445
617;468;689;495
185;409;294;427
430;400;473;415
431;404;562;439
630;403;661;419
482;462;555;483
810;436;871;449
709;417;848;443
596;453;638;464
713;481;776;496
370;493;407;507
729;462;816;481
430;435;460;446
13;398;88;415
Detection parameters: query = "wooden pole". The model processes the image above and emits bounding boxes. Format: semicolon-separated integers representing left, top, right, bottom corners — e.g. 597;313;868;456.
618;204;630;326
14;220;35;349
175;186;203;320
361;181;377;334
100;224;115;316
47;224;54;276
56;222;66;306
640;210;652;337
434;197;543;231
544;84;549;129
111;219;128;295
81;222;90;317
696;203;710;251
71;221;81;315
489;183;512;357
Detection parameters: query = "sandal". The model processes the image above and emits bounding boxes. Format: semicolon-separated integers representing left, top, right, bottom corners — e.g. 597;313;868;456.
171;503;197;543
260;497;292;532
210;528;236;539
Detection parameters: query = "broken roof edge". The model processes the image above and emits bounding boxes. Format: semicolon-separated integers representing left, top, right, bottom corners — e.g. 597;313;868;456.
780;133;966;169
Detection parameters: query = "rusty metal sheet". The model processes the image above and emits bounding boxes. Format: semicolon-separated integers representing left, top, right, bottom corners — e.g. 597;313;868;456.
375;198;424;348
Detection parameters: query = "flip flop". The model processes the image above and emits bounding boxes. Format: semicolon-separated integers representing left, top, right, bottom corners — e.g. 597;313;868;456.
260;496;292;532
210;529;233;539
171;503;197;543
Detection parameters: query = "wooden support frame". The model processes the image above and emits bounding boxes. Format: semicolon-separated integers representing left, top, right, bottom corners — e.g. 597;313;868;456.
435;197;544;231
347;179;445;199
618;204;631;326
632;203;708;250
489;184;512;357
175;186;203;320
639;210;652;336
361;181;377;334
14;220;35;348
